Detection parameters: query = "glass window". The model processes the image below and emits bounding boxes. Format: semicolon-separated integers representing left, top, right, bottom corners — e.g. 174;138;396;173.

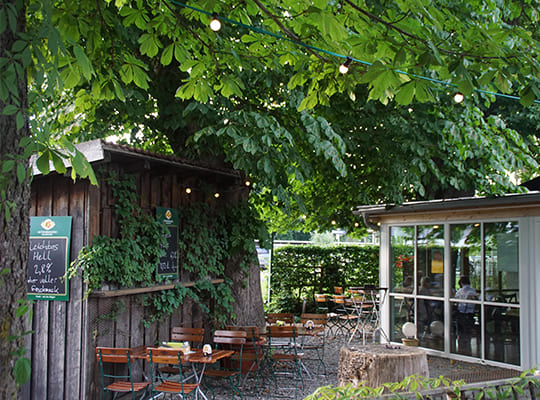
390;226;415;293
417;225;445;297
484;222;519;304
450;223;481;358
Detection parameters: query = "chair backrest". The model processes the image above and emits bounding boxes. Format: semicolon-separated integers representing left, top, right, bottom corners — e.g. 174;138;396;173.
226;325;261;338
96;347;131;363
333;294;347;305
213;329;248;346
266;325;297;338
314;293;328;303
334;286;344;294
171;326;204;346
300;313;328;327
266;312;294;325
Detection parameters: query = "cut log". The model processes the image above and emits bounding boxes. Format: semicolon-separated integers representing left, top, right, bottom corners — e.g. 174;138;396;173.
338;344;429;388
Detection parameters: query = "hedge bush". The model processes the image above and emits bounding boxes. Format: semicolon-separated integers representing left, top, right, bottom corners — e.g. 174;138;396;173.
268;245;379;313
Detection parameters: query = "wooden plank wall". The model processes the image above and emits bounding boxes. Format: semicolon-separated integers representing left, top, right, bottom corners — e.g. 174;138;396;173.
26;165;211;399
26;174;89;400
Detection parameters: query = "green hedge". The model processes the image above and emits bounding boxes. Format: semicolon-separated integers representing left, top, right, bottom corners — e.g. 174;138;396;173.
268;245;379;313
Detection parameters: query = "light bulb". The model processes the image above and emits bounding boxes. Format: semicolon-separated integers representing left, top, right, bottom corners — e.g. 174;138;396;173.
185;187;192;194
214;192;220;198
244;179;251;187
339;56;353;74
454;92;464;103
209;14;221;31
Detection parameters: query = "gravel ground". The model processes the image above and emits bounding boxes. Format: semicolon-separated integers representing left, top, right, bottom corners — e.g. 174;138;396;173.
207;332;520;400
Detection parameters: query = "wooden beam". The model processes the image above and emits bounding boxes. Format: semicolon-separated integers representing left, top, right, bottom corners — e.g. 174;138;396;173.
90;279;225;298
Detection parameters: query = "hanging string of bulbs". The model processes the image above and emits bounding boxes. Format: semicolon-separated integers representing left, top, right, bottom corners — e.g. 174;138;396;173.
167;0;539;106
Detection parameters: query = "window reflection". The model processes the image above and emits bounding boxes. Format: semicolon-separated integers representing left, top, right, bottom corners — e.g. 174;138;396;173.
390;227;415;293
484;222;519;304
389;221;520;366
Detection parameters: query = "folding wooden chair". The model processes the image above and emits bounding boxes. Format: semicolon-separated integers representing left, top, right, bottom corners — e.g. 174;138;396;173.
203;329;247;399
226;326;266;387
96;347;150;400
147;347;199;399
266;325;304;399
299;313;328;375
160;326;205;377
332;294;358;336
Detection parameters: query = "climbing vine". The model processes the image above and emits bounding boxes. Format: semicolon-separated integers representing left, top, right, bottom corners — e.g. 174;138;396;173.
70;170;270;327
69;170;167;293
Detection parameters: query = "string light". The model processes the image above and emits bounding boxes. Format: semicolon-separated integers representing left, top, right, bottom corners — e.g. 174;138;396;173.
339;56;353;74
331;220;336;225
244;179;251;187
166;0;540;105
209;13;221;31
214;192;220;198
185;187;192;194
454;92;464;103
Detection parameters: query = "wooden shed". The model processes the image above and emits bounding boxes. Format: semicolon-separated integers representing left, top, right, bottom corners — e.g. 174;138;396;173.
23;139;247;399
354;193;540;372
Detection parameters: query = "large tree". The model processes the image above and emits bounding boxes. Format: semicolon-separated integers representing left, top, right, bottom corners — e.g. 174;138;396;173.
1;0;539;395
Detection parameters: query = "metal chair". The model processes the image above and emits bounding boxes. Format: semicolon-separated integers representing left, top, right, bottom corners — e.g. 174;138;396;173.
266;325;305;399
203;329;247;399
96;347;150;400
160;326;204;377
147;347;199;399
299;313;327;375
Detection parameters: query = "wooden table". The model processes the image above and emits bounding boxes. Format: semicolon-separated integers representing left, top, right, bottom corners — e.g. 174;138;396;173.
183;348;234;400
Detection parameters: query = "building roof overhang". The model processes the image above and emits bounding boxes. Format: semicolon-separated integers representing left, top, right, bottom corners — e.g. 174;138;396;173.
353;192;540;225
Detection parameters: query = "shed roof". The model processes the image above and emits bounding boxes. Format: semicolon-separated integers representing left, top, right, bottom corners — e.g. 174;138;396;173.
32;139;242;181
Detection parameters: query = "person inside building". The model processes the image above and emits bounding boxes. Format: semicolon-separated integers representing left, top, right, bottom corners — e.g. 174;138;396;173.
454;276;478;355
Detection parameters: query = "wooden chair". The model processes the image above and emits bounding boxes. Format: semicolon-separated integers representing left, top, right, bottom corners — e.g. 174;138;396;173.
332;294;358;336
266;325;304;399
266;312;294;325
203;329;247;399
160;327;205;377
314;293;329;313
171;326;205;345
226;326;266;387
96;347;150;400
300;313;328;375
146;347;199;399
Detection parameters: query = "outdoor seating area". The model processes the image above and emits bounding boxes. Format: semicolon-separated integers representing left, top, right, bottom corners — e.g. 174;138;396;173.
95;312;524;400
93;311;358;400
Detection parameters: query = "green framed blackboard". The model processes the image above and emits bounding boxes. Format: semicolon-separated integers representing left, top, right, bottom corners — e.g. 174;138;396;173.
27;216;72;301
156;207;179;280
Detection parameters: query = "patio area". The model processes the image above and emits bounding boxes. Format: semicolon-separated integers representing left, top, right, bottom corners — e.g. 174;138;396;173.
208;331;522;400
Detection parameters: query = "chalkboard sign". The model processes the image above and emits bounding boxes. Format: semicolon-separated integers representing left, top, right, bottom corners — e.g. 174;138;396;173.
156;207;179;280
27;216;72;301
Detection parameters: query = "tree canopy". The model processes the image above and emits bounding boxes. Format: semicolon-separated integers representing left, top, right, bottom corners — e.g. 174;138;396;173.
21;0;539;231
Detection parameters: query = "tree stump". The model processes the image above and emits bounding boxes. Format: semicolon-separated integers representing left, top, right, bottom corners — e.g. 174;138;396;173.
338;344;429;388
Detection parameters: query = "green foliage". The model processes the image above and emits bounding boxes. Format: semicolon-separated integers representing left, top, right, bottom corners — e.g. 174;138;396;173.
304;370;540;400
70;170;167;293
268;245;379;313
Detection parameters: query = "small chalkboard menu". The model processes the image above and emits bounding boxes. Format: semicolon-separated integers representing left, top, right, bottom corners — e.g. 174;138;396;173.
27;216;72;301
156;207;179;280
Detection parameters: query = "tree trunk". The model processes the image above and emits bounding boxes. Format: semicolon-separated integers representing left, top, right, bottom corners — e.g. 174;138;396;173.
338;344;429;388
0;1;31;397
225;252;266;328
